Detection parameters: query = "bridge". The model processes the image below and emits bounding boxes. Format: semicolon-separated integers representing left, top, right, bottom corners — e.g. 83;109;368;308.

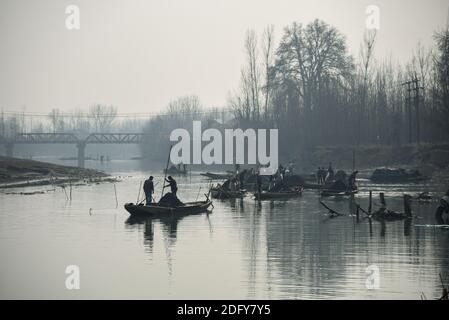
1;133;150;168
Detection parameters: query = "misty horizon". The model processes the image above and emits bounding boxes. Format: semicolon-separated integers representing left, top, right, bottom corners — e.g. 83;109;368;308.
1;0;448;114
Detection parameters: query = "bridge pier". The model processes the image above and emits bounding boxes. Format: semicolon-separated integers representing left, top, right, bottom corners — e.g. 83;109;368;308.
5;143;14;157
77;142;86;168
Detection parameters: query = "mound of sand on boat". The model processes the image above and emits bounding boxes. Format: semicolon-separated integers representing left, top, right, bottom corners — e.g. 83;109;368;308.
0;156;112;188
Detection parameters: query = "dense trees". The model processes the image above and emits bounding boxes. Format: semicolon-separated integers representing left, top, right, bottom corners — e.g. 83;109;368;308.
229;20;449;158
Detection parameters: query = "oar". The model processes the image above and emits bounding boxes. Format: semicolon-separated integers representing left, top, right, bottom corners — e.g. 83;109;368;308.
161;145;173;199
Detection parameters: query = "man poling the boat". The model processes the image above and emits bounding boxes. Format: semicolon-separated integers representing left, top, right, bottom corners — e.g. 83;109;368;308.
143;176;154;205
164;176;178;196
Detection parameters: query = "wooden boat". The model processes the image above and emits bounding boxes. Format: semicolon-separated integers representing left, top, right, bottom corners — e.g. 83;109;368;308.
124;200;212;217
210;187;244;199
254;189;302;200
200;172;232;180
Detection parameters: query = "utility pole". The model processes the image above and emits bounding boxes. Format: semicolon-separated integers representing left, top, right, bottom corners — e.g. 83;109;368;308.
411;76;423;145
402;80;413;144
402;77;423;145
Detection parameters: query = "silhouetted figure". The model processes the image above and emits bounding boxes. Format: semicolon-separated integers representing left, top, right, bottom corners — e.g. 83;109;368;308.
230;177;237;191
347;171;359;190
256;172;262;195
326;162;334;182
164;176;178;196
238;169;247;188
143;176;154;205
435;188;449;225
268;175;275;191
278;165;286;178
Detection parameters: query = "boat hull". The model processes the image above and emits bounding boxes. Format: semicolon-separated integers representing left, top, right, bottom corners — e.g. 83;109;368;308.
200;172;232;180
124;201;212;217
210;188;244;199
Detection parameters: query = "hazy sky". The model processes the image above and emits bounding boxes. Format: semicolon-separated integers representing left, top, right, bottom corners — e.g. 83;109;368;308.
0;0;448;114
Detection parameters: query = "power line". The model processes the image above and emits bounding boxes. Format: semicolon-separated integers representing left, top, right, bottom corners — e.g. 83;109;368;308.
0;108;233;119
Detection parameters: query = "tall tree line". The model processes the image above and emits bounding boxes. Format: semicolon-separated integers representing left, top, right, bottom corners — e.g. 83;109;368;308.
229;19;449;158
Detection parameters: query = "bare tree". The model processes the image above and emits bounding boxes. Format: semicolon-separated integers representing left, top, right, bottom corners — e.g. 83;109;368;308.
275;19;354;145
245;29;261;121
433;27;449;134
89;104;117;132
48;108;63;133
262;25;275;123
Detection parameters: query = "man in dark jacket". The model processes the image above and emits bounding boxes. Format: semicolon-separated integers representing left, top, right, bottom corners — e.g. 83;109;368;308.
143;176;154;205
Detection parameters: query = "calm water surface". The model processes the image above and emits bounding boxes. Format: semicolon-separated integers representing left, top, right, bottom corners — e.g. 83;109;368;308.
0;162;448;299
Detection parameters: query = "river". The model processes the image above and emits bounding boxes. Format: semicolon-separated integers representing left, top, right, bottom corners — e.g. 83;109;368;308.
0;159;448;299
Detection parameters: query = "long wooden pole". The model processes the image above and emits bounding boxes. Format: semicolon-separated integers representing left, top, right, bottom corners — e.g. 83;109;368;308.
161;145;173;199
137;181;142;204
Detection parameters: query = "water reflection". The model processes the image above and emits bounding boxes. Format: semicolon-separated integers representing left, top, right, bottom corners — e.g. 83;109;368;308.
125;210;214;247
124;180;448;298
2;168;449;299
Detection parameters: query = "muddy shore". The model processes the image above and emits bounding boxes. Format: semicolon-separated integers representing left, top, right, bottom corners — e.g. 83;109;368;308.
294;143;449;174
0;156;117;189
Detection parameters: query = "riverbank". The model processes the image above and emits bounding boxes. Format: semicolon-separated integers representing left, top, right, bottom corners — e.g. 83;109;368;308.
296;143;449;174
0;156;116;189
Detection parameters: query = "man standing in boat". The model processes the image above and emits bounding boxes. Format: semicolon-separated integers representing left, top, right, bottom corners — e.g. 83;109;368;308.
143;176;154;205
164;176;178;196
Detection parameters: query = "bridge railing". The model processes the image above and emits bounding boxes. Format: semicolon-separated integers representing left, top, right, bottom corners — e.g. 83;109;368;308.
14;133;80;144
84;133;148;144
5;132;150;144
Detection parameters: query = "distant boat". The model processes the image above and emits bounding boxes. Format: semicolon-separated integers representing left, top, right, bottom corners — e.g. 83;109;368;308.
164;165;188;175
200;172;233;180
254;188;303;200
124;200;212;217
210;186;245;199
